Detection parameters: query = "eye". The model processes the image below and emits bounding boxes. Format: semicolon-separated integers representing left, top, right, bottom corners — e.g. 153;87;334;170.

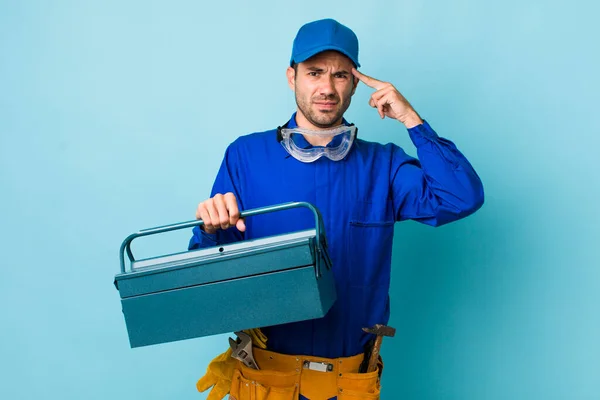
308;71;319;77
334;73;348;79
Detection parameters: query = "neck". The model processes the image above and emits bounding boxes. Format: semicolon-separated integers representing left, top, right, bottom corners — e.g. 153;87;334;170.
294;110;343;146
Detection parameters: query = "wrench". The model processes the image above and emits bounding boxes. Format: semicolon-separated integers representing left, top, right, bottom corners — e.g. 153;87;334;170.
229;331;260;370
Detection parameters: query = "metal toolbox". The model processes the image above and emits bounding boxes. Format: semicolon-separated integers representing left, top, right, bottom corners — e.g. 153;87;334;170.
114;202;336;348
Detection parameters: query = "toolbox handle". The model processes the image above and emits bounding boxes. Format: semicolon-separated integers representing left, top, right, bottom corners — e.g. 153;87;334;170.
119;202;331;277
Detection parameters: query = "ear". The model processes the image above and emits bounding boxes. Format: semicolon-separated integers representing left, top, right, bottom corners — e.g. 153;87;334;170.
286;67;296;91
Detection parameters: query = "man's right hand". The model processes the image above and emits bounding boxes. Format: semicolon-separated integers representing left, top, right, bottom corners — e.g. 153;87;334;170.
195;192;246;234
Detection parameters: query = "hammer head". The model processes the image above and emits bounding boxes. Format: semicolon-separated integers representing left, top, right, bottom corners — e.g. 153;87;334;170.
362;324;396;337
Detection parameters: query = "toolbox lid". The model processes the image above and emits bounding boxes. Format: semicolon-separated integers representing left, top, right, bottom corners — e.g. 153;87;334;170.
114;229;318;298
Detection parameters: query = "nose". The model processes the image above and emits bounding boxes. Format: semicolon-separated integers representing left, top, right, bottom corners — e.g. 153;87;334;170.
318;75;335;97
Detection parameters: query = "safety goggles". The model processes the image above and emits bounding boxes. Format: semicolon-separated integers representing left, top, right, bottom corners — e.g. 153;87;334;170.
279;124;357;163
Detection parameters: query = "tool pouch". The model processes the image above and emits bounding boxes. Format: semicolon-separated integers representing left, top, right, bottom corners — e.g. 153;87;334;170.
336;359;383;400
229;353;384;400
230;363;299;400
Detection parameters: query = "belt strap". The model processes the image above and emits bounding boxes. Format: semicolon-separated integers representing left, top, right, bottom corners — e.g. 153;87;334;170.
251;347;365;374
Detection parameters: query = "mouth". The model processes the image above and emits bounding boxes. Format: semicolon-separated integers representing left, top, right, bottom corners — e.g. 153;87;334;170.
313;102;338;110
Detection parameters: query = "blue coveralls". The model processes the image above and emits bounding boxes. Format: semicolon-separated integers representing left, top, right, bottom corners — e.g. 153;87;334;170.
189;113;484;359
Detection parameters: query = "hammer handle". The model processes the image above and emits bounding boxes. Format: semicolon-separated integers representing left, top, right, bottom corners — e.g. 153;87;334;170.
366;335;383;373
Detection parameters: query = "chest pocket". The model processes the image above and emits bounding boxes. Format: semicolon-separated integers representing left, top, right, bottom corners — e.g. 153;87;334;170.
349;200;394;226
346;200;395;286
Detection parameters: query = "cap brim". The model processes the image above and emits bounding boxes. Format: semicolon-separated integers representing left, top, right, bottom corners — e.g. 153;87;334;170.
292;45;360;68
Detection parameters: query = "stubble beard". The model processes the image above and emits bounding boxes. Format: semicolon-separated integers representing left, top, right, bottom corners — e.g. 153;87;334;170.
296;93;351;129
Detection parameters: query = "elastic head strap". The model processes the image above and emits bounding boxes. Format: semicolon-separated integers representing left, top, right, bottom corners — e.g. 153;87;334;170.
277;121;358;142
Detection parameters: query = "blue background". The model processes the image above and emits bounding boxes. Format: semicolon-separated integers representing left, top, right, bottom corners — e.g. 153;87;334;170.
1;0;598;399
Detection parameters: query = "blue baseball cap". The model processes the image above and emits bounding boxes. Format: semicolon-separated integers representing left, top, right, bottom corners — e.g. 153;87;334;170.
290;18;360;67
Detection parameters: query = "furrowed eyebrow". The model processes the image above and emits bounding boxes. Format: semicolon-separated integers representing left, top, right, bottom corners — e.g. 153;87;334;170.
305;67;350;75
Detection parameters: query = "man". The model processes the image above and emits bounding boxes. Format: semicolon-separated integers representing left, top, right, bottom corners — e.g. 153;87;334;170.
190;18;484;400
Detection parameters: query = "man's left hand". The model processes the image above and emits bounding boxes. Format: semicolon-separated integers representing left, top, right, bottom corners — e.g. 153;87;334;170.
352;68;423;129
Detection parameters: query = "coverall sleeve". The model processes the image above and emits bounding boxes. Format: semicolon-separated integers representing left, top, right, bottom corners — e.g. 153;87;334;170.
390;120;484;226
188;143;245;250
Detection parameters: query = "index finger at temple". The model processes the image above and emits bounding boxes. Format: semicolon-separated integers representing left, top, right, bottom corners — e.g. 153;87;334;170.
352;68;386;90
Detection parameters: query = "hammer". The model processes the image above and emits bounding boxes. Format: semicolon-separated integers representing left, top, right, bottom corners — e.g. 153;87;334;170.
361;324;396;373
